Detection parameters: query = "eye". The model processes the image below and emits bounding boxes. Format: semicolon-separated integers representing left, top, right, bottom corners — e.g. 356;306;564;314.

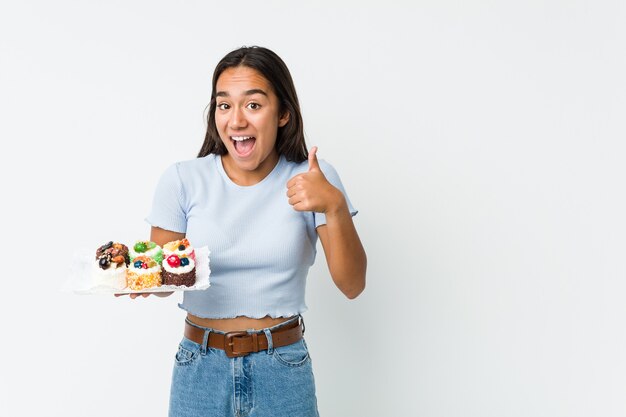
247;102;261;110
217;103;230;110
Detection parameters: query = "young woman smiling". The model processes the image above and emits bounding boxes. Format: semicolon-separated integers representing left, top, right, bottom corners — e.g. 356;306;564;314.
138;46;366;417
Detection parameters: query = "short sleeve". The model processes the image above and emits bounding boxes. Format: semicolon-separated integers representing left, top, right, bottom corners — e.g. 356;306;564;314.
314;160;358;228
145;163;188;233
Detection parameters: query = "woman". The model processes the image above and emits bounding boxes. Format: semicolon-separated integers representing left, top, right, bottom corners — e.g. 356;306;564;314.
138;46;366;416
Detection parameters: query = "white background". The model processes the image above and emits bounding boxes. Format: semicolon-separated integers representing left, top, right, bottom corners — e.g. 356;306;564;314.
1;1;625;416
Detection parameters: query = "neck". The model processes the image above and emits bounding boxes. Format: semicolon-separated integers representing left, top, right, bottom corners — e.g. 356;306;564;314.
221;151;279;186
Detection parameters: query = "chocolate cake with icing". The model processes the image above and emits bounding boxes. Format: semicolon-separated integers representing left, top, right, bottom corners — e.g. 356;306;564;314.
162;253;196;287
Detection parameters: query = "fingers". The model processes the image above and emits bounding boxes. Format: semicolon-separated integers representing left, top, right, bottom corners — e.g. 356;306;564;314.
288;194;302;207
308;146;320;172
287;195;306;211
127;293;151;299
285;147;323;211
286;173;309;189
286;174;306;194
115;292;160;298
286;179;307;207
287;189;311;211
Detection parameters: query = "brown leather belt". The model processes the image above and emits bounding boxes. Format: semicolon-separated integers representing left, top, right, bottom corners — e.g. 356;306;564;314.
184;318;304;358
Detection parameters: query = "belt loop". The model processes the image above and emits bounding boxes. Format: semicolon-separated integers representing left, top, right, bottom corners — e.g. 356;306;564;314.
251;332;259;352
201;329;211;355
263;328;274;354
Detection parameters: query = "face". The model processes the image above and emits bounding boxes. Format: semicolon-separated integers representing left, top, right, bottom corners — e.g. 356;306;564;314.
214;66;289;184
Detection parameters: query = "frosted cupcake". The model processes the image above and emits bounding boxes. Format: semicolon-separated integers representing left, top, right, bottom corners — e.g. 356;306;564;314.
162;254;196;287
93;241;129;290
129;241;163;264
126;255;162;290
163;238;195;262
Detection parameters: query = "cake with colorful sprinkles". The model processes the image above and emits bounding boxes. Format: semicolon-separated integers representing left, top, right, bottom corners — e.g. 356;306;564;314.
129;241;163;264
126;255;162;290
93;241;129;289
162;253;196;287
163;238;196;261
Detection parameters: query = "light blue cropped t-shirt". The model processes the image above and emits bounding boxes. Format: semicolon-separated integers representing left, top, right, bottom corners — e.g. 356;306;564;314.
146;153;357;319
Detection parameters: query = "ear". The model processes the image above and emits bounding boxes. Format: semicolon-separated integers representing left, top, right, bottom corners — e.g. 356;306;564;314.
278;110;290;127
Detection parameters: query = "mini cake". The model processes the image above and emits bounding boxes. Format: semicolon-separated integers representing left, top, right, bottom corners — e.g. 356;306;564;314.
126;255;162;290
163;238;196;261
93;241;130;290
162;254;196;287
129;241;163;264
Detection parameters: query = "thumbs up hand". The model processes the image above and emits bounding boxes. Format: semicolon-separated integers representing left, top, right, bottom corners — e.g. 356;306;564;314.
286;146;346;213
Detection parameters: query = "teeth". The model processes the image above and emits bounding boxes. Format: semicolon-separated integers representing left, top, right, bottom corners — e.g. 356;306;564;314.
231;136;253;141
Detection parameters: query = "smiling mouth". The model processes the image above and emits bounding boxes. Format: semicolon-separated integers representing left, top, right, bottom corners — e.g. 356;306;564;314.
230;136;256;156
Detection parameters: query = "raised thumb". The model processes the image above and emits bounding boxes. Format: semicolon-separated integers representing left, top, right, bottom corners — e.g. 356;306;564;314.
308;146;320;171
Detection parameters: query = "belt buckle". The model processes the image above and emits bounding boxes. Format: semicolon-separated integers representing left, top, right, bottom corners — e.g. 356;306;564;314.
224;331;249;358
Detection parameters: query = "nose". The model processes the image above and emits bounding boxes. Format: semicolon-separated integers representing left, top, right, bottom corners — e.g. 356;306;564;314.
229;106;247;130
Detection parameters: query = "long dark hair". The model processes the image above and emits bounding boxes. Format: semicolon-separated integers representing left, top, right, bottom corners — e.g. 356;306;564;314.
198;46;307;162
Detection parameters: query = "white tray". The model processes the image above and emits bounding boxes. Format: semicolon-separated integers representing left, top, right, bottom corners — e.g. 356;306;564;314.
64;246;210;295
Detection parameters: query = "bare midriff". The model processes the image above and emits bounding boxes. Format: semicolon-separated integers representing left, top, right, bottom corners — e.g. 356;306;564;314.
187;313;294;332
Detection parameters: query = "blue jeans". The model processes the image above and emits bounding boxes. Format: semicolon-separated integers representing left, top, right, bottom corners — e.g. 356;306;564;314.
168;317;319;417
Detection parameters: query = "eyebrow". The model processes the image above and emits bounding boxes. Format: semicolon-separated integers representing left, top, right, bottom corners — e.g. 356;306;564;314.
215;89;268;98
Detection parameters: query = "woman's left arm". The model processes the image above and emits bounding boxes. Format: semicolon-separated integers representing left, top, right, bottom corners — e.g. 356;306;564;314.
316;208;367;299
287;147;367;299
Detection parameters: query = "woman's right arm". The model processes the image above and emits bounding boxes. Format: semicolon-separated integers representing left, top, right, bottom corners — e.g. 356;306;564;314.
151;226;186;248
